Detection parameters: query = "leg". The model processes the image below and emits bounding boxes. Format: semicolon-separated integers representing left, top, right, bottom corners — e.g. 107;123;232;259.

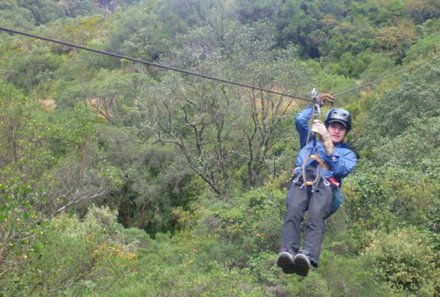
278;181;309;274
280;182;309;253
302;181;332;266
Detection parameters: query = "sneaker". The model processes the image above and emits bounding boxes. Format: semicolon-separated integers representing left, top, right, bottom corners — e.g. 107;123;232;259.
276;251;295;274
292;253;311;277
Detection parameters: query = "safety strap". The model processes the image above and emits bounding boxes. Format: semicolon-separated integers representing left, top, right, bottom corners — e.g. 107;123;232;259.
301;89;324;188
309;154;329;170
301;154;326;187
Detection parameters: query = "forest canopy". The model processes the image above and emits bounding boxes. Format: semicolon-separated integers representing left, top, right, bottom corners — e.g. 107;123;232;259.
0;0;439;296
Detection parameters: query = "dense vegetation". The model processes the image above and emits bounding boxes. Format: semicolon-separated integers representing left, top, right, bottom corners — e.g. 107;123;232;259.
0;0;439;296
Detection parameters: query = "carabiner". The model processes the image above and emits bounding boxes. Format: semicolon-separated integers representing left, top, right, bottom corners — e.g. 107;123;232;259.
311;88;320;117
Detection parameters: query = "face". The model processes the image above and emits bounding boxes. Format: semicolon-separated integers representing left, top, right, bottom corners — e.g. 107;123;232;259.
328;122;347;143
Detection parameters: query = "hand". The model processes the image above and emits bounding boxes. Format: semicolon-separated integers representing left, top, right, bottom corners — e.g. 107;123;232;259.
318;93;334;106
311;120;334;154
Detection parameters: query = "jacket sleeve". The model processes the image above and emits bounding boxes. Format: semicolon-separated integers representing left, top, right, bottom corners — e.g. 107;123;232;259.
322;148;357;179
295;105;314;149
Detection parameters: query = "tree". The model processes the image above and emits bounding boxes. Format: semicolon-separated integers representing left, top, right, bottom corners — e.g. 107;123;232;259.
0;183;44;293
17;0;64;25
138;21;313;196
235;0;284;23
0;82;30;166
140;74;238;195
0;40;62;95
5;206;142;296
0;0;35;29
357;60;440;145
405;0;440;24
41;103;122;217
324;22;376;59
366;228;438;296
106;3;172;61
374;20;417;61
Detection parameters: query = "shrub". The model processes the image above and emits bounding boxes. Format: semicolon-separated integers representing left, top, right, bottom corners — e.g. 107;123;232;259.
14;206;143;296
0;183;45;296
365;228;438;296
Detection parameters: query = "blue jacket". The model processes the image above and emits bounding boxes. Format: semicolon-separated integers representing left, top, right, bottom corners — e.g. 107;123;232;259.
294;105;357;187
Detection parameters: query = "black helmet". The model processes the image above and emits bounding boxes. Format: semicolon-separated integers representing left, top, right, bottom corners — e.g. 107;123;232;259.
324;108;352;132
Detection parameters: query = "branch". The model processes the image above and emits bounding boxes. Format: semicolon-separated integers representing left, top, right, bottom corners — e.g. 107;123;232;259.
54;189;108;216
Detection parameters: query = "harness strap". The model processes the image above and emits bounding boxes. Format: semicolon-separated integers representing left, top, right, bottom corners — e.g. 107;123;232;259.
301;153;331;187
309;154;329;170
301;154;322;187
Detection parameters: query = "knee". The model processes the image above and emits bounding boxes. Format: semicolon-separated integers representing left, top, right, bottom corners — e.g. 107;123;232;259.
285;203;305;222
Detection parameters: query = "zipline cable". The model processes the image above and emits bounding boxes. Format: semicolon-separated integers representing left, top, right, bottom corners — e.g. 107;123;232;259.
0;26;312;102
1;26;438;102
334;54;440;97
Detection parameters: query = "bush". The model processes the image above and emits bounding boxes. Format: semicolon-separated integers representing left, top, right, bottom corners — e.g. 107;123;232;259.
13;206;143;296
0;183;45;296
365;228;439;297
319;251;394;297
343;166;398;252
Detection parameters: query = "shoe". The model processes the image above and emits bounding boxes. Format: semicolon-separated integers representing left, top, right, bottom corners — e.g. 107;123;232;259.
292;253;311;277
276;251;295;274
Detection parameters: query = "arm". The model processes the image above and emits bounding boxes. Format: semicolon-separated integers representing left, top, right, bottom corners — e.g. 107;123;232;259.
295;143;356;180
295;93;334;149
322;147;357;179
295;105;314;149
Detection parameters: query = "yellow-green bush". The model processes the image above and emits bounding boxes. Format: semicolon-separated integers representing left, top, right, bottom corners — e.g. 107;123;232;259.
365;228;438;297
11;206;144;297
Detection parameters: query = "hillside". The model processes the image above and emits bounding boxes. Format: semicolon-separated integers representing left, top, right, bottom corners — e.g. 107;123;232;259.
0;0;439;296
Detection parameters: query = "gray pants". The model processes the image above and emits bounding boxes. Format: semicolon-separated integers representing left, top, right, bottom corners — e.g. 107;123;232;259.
280;178;333;266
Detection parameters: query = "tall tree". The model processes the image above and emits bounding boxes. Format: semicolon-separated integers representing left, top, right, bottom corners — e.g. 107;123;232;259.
138;21;314;196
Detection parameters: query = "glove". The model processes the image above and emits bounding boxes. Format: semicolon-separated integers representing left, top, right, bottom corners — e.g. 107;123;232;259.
318;93;334;106
311;119;334;154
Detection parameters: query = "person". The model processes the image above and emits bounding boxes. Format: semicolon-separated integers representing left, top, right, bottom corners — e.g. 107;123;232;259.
276;94;357;277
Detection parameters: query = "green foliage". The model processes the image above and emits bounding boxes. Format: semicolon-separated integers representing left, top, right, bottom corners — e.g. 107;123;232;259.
319;251;393;297
0;81;31;166
134;252;269;296
214;187;285;256
0;0;35;29
37;103;125;216
17;0;64;25
324;22;377;59
141;20;314;193
330;51;377;78
0;0;439;295
106;3;168;60
7;206;144;297
0;82;55;190
110;140;197;235
404;0;440;24
359;55;396;81
343;161;440;253
343;166;398;252
235;0;283;23
0;41;62;95
154;0;218;33
383;167;439;228
367;0;405;26
404;19;440;61
371;116;440;169
365;228;439;296
0;182;45;295
44;15;110;47
374;20;417;61
358;60;440;145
